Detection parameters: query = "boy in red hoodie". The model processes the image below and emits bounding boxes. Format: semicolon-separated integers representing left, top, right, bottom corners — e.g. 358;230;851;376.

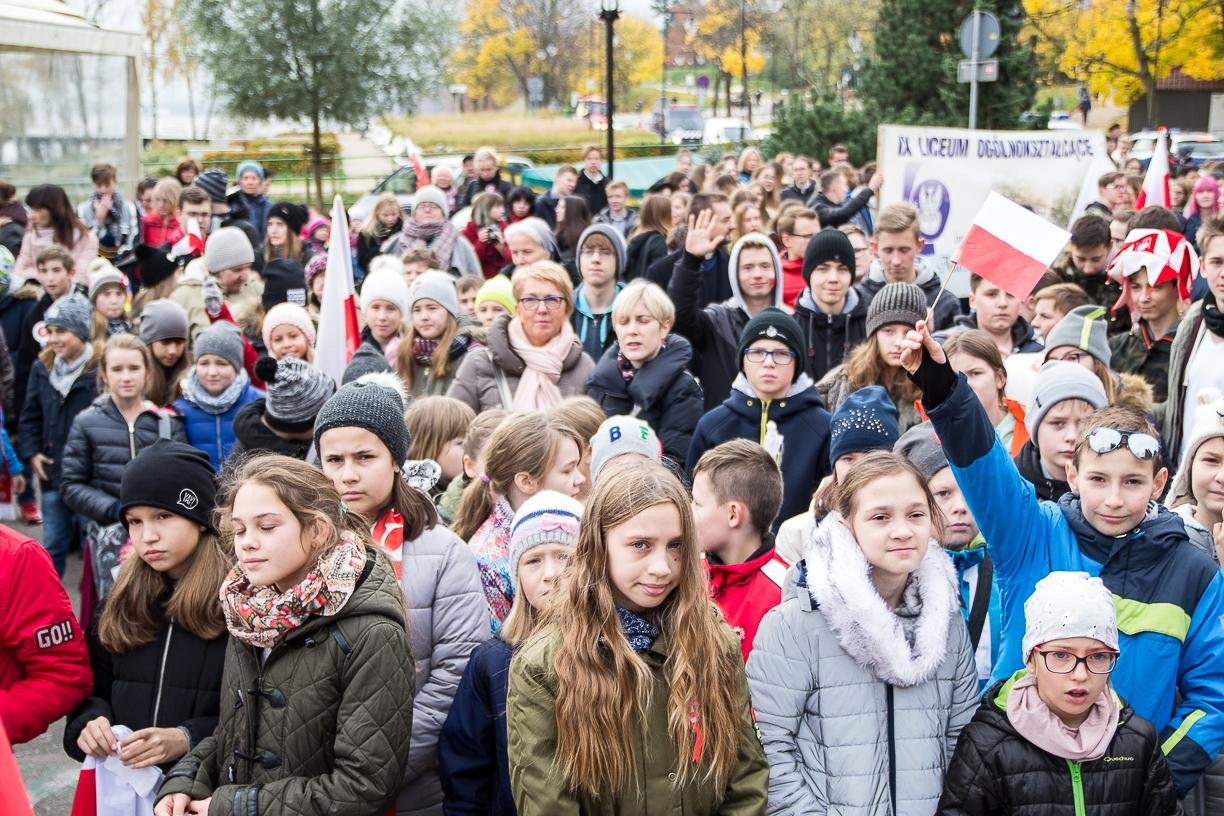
692;438;789;662
776;208;819;308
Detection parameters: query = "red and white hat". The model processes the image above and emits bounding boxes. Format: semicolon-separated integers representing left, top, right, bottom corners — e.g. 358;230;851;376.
1107;228;1199;315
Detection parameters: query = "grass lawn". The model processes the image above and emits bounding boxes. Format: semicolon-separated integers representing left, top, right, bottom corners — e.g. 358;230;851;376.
385;112;661;152
1035;83;1080;112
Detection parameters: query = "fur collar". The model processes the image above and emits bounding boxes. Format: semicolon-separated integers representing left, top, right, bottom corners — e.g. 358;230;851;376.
804;512;958;687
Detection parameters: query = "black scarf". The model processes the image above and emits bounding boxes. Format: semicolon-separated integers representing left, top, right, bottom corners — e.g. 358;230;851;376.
1203;293;1224;339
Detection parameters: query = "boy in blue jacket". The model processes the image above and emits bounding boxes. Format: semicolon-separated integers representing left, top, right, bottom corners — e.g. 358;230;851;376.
901;318;1224;795
686;308;831;531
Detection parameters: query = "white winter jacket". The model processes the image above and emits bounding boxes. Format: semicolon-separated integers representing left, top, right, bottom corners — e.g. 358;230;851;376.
746;513;978;816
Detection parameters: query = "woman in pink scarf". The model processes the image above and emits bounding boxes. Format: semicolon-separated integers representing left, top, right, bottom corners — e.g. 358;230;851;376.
447;261;595;413
937;572;1179;814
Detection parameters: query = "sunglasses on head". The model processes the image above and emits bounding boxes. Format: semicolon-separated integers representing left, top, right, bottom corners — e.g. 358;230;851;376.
1085;428;1161;460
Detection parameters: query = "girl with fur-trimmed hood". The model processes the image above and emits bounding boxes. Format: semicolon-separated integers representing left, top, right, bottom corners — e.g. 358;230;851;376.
747;450;978;815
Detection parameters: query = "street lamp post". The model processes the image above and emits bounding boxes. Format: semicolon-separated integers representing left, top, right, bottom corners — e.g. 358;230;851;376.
600;0;620;178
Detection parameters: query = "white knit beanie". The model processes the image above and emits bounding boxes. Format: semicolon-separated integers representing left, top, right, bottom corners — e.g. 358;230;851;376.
359;268;411;315
1168;388;1224;505
509;491;583;591
261;302;317;352
1022;572;1119;658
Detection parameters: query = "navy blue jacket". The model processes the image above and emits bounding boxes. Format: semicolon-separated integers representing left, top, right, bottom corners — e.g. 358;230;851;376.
172;381;264;471
686;375;831;531
17;353;99;488
438;637;515;816
920;358;1224;794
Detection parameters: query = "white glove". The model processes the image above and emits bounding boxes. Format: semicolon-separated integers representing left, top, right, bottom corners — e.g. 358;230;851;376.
202;277;223;318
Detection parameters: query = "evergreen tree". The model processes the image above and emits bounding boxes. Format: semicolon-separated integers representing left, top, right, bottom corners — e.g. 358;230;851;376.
861;1;1037;129
184;0;452;203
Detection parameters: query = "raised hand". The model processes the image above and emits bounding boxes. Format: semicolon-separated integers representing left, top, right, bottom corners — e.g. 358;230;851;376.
899;319;946;374
684;210;721;258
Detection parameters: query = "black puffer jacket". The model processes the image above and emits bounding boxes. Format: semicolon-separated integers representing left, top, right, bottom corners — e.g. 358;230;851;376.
16;349;100;488
586;335;704;466
792;287;869;382
63;596;228;765
225;399;315;467
937;675;1180;816
60;396;186;523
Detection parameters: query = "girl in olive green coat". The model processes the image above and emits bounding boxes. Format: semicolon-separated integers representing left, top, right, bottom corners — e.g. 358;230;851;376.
506;458;768;815
154;454;415;816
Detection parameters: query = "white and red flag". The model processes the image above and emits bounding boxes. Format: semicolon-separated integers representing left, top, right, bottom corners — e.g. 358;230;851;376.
314;195;361;386
951;192;1071;300
1135;129;1170;209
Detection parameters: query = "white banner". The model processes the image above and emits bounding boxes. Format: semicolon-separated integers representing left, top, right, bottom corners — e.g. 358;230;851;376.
876;125;1108;291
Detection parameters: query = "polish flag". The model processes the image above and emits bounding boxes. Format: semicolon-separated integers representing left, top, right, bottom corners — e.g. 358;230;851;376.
951;192;1071;301
1135;128;1170;209
314;195;361;386
167;216;205;261
410;149;430;191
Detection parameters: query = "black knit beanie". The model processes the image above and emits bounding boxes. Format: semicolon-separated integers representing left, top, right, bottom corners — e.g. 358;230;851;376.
738;307;805;383
119;440;219;532
802;227;857;282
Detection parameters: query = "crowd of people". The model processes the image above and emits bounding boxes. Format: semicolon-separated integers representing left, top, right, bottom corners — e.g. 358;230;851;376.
0;133;1222;816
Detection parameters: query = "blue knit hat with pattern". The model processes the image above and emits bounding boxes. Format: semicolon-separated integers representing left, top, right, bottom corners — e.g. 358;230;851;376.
828;385;901;466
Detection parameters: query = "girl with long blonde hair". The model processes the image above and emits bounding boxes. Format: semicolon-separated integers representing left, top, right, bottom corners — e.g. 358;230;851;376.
506;459;768;812
453;412;585;630
64;441;228;772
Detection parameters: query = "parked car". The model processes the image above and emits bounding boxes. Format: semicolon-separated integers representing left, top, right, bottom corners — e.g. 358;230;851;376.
703;117;754;146
1129;130;1223;171
348;154;535;222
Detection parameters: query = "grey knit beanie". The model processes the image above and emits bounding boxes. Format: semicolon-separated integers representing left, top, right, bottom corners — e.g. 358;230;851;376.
866;282;927;336
1025;361;1109;438
44;292;92;341
576;223;627;277
314;372;410;465
204;226;254;274
193;323;245;373
138;299;189;344
894;422;949;481
194;169;228;204
255;356;336;433
410;270;459;318
413;185;448;214
1042;304;1112;367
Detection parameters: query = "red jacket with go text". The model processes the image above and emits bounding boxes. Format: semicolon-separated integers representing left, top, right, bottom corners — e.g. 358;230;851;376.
0;526;91;744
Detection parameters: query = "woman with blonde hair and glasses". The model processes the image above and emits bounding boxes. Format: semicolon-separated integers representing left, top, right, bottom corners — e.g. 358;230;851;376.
448;261;595;412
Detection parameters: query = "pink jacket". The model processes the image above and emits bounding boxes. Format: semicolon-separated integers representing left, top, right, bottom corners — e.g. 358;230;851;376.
14;226;98;286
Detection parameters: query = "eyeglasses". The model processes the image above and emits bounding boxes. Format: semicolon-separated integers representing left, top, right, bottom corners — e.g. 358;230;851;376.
580;246;615;258
1049;350;1092;366
518;295;565;312
743;348;796;366
1085;428;1161;461
1036;649;1118;675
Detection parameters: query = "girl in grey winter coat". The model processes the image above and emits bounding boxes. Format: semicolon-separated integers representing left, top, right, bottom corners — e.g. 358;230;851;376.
747;450;978;816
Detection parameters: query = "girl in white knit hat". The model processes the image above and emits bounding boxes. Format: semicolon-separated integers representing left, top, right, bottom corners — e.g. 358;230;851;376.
938;571;1179;814
1166;388;1224;564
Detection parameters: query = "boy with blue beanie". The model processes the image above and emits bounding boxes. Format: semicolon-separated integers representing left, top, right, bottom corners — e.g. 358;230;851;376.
902;318;1224;795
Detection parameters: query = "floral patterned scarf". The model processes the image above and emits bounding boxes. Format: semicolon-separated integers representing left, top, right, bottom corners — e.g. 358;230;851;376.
220;532;367;648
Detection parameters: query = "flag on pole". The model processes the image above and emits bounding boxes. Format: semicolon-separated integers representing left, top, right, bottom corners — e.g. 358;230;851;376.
1135;128;1170;209
410;149;430;191
313;196;361;386
167;216;205;261
1068;147;1118;227
951;192;1071;301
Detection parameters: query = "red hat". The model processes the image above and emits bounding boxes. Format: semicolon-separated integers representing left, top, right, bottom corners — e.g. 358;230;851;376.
1106;228;1199;315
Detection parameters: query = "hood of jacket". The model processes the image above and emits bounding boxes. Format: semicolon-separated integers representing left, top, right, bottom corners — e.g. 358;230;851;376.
863;254;941;290
727;233;784;313
725;372;822;419
231;398;313;456
794;285;865;323
951;313;1041;350
575;223;627;276
573;281;625;322
485;313;586;377
793;512;960;687
590;333;695;408
1058;494;1190;570
1112;371;1154;416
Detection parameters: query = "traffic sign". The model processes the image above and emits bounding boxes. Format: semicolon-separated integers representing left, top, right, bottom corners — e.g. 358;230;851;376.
957;59;999;84
696;74;709;89
959;11;1000;59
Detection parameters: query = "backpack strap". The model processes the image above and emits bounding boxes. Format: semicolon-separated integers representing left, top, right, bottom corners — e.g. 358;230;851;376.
967;556;993;651
328;622;353;657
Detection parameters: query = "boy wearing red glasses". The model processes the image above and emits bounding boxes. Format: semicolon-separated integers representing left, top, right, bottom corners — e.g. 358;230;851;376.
901;319;1224;797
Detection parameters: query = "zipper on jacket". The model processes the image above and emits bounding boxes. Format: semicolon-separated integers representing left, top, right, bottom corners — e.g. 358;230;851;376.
758;400;771;446
127;421;136;459
151;622;174;726
1066;759;1086;816
886;684;896;815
